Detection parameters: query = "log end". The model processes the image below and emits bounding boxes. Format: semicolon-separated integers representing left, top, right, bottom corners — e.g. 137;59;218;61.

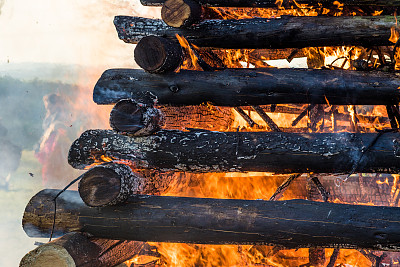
110;99;165;136
20;244;75;267
161;0;202;28
79;164;145;207
134;36;183;73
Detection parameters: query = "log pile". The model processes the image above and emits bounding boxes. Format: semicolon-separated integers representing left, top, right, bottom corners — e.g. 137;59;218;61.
21;0;400;266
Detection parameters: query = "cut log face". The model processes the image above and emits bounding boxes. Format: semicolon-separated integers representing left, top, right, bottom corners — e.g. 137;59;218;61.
22;189;400;251
93;68;400;106
20;232;147;267
79;163;145;207
114;16;399;49
68;129;400;174
134;36;183;73
109;99;165;136
161;0;202;28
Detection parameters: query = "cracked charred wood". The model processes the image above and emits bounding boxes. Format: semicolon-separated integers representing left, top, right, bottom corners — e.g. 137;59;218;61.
23;189;400;251
93;68;400;106
110;99;165;136
114;16;399;49
79;164;145;207
134;36;183;73
140;0;400;7
68;129;400;174
161;0;202;28
20;232;148;267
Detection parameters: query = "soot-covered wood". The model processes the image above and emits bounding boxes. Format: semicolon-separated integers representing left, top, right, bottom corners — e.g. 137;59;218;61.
23;189;400;251
141;0;400;7
93;68;400;106
114;16;399;49
68;129;400;173
20;232;147;267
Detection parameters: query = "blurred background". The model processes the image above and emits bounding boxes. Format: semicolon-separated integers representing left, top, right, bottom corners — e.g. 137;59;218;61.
0;1;160;265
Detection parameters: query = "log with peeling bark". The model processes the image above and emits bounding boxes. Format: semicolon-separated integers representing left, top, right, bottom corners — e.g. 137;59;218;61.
93;68;400;106
114;16;399;49
141;0;400;7
20;232;148;267
23;189;400;251
68;129;400;173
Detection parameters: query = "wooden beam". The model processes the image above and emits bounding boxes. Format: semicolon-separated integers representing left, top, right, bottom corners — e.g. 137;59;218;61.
68;129;400;174
93;68;400;106
114;16;399;49
23;189;400;251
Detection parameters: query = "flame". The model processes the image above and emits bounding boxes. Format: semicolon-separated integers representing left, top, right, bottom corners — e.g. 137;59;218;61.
175;34;203;71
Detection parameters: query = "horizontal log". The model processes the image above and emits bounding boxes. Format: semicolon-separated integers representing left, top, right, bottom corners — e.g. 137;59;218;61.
23;189;400;251
114;16;399;49
93;68;400;106
79;163;145;207
141;0;400;7
20;232;147;267
68;129;400;173
110;99;165;136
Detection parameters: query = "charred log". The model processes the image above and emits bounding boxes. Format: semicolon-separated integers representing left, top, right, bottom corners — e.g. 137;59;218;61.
68;129;400;174
110;99;165;136
161;0;202;28
114;16;399;49
20;232;147;267
23;189;400;251
79;163;145;207
134;36;183;73
94;68;400;106
140;0;400;7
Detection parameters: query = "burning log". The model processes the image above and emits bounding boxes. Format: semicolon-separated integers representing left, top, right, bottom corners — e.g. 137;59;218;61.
23;189;400;251
68;129;400;174
110;99;165;136
20;232;147;267
79;163;145;207
114;16;399;49
134;36;183;73
140;0;400;7
93;68;400;106
161;0;202;28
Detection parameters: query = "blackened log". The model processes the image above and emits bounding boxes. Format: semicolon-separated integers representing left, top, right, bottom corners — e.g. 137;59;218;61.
140;0;400;7
110;99;165;136
68;129;400;173
134;36;183;73
23;189;400;251
79;164;145;207
20;232;147;267
93;68;400;106
161;0;202;28
114;16;399;49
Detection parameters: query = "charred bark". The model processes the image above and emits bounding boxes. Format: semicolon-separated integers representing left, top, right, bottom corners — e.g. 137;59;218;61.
140;0;400;7
20;232;147;267
93;68;400;106
114;16;399;49
68;129;400;174
79;164;145;207
23;189;400;251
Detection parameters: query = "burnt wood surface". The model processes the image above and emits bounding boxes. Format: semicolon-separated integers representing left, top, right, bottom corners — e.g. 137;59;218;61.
141;0;400;7
79;164;145;207
20;232;147;267
114;16;399;49
23;189;400;251
134;36;183;73
68;129;400;173
93;68;400;106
